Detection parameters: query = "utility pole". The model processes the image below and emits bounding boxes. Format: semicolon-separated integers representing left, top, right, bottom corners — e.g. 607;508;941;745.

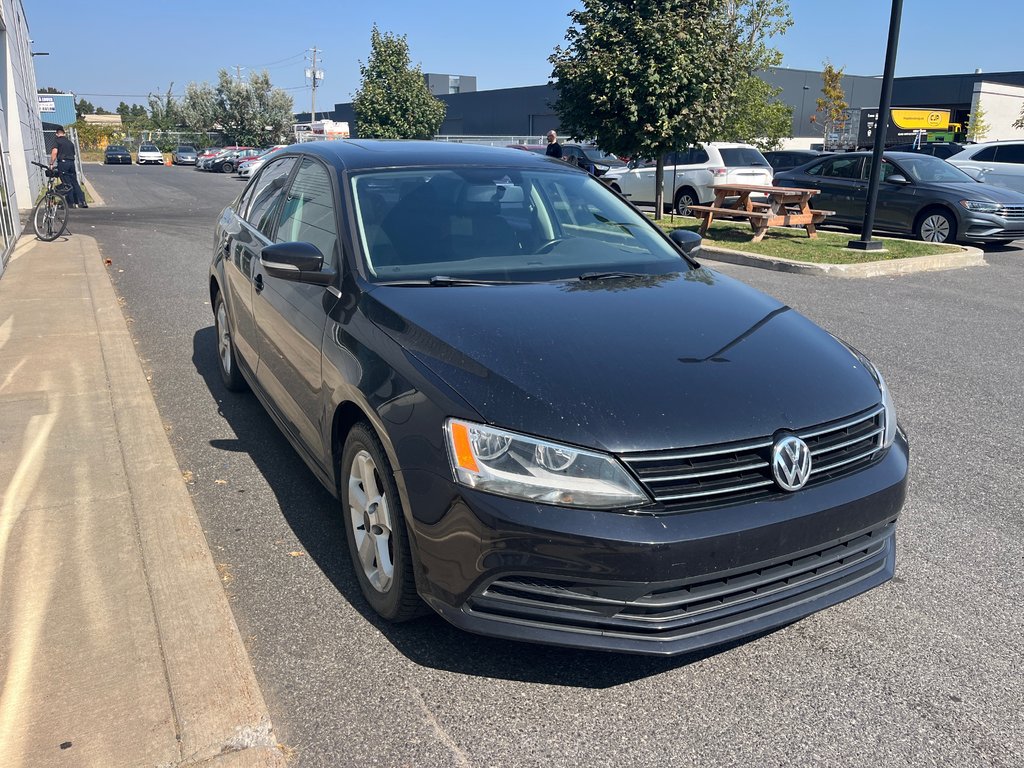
305;47;324;121
234;65;244;82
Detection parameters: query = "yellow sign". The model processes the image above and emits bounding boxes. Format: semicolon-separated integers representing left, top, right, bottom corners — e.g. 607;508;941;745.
890;109;951;131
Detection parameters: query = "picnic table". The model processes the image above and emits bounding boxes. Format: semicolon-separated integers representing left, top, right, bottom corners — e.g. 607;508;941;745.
688;183;833;243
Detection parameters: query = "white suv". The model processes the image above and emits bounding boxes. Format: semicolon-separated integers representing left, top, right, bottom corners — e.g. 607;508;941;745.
948;141;1024;194
603;142;773;214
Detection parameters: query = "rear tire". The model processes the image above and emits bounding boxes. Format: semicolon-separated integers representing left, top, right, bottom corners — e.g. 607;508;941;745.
32;193;69;241
673;187;699;216
222;162;233;174
340;423;423;622
214;293;248;392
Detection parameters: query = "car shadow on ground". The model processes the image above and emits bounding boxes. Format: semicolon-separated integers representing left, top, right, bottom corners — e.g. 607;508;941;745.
192;326;769;687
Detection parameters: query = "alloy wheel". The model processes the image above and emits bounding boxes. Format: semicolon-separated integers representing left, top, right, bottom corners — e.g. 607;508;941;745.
347;450;395;593
920;214;951;242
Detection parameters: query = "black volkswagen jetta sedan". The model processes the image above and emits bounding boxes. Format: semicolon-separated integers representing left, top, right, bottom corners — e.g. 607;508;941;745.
210;141;908;655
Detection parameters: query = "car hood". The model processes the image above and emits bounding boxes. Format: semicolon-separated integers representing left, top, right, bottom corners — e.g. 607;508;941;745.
364;269;883;453
923;180;1024;203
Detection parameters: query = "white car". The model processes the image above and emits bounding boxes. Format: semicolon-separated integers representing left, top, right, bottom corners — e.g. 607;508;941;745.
948;141;1024;195
603;142;774;214
137;144;164;165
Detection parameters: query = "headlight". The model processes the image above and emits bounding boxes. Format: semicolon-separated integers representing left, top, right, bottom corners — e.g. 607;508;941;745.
862;360;898;449
959;199;1002;213
445;419;650;509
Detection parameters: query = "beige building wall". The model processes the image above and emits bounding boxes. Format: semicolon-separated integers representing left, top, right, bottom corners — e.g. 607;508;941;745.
971;81;1024;141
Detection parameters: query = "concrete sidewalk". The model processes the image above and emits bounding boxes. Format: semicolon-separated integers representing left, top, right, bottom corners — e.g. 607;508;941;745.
0;233;285;767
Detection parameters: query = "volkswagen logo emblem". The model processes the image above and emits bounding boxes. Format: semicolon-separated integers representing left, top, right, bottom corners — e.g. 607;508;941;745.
772;435;812;492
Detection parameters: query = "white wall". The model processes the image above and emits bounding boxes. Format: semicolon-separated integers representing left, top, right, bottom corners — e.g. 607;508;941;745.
972;81;1024;141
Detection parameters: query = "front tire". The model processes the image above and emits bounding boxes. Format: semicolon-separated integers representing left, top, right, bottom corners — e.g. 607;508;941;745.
340;424;422;622
916;209;956;243
214;293;247;392
32;193;69;241
221;162;233;174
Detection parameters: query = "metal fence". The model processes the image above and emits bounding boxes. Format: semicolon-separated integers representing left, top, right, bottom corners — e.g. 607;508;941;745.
434;135;548;147
42;125;86;196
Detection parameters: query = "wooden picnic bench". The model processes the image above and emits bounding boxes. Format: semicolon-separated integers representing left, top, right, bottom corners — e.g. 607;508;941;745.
689;183;834;243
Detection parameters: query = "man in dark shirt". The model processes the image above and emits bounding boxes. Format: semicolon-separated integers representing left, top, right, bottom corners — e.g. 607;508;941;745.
49;127;87;208
545;130;563;159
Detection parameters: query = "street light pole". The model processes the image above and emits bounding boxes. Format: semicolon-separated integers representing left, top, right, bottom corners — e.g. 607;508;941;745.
849;0;904;251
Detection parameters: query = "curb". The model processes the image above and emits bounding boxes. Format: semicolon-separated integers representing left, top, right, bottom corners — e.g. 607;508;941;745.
81;236;287;767
81;174;106;207
697;241;987;277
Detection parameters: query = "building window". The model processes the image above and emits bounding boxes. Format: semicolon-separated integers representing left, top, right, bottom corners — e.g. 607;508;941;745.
449;76;460;95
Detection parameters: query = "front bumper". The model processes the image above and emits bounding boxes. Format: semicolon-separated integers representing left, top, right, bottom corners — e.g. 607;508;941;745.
959;211;1024;241
404;433;908;655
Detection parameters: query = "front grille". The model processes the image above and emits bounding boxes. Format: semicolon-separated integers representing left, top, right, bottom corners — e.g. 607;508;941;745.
468;524;894;638
996;205;1024;221
620;405;885;511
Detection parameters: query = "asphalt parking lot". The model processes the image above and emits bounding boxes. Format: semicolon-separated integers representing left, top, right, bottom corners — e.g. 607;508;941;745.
87;163;1023;767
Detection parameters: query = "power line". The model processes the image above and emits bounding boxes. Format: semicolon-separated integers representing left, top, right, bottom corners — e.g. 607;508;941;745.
245;51;306;70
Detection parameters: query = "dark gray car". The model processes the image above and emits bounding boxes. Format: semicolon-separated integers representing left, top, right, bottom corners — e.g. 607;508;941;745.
775;151;1024;244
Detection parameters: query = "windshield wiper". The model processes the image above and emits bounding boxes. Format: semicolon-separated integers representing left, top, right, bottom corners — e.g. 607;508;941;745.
577;271;646;281
378;276;526;287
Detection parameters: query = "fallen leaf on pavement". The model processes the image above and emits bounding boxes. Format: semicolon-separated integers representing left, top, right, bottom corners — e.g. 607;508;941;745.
288;551;306;557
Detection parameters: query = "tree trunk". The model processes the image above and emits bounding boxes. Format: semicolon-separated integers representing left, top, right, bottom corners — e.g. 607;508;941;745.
654;156;665;221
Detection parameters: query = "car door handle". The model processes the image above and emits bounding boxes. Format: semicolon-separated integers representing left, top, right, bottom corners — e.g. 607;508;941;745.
254;274;264;293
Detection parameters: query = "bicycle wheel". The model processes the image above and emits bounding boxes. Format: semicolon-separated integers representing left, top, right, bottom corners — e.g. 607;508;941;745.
32;193;69;241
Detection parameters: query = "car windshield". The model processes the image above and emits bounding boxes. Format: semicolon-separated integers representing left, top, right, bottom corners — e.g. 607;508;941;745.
895;154;977;184
141;145;158;152
351;166;690;283
177;146;193;153
109;146;127;152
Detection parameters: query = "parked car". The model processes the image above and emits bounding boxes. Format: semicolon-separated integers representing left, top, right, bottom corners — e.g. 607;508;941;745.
210;148;256;174
136;144;164;165
200;146;253;173
561;144;627;177
506;144;546;154
210;140;908;656
886;142;964;160
603;142;773;215
196;147;225;171
172;145;198;165
763;149;831;172
238;146;288;178
104;145;132;165
774;151;1024;243
948;140;1024;194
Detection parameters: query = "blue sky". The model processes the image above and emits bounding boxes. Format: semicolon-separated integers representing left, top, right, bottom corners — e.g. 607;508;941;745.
30;0;1022;113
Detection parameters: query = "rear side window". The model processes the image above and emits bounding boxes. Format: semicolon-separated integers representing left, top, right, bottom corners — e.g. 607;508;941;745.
720;148;770;168
820;156;863;179
971;146;998;162
994;144;1024;164
244;157;297;238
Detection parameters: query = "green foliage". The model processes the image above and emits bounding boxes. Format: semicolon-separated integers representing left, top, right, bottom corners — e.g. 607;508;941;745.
352;26;447;139
38;86;63;94
966;103;989;142
720;74;792;151
72;121;129;150
212;69;295;146
179;82;218;133
550;0;743;216
814;60;848;150
148;83;178;132
75;98;96;119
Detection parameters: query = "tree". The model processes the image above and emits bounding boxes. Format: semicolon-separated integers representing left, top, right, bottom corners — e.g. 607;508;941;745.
719;1;794;150
38;86;63;94
147;83;178;131
813;60;848;150
213;69;294;146
967;103;990;142
75;98;96;119
179;82;218;134
550;0;740;218
352;26;447;139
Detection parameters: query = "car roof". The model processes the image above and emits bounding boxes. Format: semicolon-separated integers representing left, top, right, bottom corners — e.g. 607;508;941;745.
269;140;566;172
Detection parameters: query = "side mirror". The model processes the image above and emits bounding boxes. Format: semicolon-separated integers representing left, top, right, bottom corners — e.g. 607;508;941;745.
884;174;911;185
261;242;335;286
668;228;703;257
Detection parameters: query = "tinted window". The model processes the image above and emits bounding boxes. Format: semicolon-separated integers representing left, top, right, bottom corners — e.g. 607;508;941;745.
275;159;338;268
690;149;709;164
971;146;998;162
244;157;297;238
351;167;689;282
140;145;158;152
994;144;1024;164
897;155;978;184
820;156;862;179
720;148;769;168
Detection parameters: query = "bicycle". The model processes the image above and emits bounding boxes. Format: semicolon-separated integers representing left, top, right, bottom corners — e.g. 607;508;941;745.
31;160;71;241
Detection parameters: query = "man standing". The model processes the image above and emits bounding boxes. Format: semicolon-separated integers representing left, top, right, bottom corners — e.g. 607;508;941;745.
545;130;563;159
49;127;87;208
